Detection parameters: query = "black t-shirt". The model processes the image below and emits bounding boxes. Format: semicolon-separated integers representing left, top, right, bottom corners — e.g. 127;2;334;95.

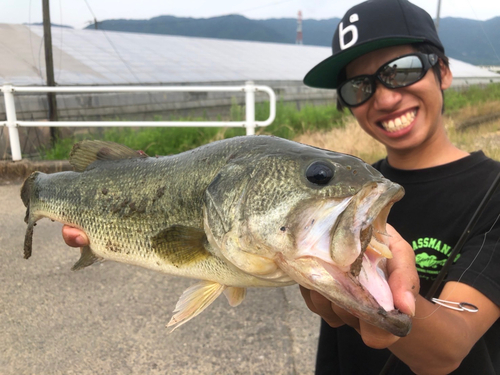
316;151;500;375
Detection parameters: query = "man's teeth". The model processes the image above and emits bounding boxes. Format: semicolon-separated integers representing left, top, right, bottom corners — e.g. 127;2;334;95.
380;110;416;132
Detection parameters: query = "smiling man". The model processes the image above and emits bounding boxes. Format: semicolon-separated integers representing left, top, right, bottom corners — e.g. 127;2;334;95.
301;0;500;374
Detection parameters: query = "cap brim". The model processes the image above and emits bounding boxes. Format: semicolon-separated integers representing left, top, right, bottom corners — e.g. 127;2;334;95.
303;37;424;89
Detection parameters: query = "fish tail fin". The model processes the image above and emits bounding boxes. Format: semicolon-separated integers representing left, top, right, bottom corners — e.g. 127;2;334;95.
20;172;40;210
20;172;43;259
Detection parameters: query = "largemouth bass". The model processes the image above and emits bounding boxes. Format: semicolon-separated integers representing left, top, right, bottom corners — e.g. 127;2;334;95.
21;136;410;336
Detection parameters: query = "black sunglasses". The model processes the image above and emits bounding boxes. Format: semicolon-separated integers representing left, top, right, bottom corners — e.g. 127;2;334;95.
338;52;439;108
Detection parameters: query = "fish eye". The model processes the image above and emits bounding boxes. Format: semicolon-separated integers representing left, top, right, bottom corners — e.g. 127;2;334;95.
306;161;334;185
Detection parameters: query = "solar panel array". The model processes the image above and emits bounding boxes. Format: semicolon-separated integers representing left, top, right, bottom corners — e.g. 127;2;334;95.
1;23;499;86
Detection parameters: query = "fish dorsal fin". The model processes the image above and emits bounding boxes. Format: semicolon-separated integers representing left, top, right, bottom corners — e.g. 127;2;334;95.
69;140;148;172
71;245;103;271
223;287;247;307
151;226;210;267
167;281;226;331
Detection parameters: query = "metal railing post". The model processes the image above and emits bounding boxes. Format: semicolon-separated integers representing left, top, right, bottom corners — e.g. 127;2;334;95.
244;81;256;135
2;85;22;161
0;84;276;161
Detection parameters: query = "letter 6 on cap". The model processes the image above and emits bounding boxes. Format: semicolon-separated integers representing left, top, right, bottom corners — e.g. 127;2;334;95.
339;14;359;50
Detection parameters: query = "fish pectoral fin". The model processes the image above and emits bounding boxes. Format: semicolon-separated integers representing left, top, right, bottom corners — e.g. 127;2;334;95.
151;226;211;267
223;287;247;307
71;246;103;271
70;140;148;172
167;281;226;331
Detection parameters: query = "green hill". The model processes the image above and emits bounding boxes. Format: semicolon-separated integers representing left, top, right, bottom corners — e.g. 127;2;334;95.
85;15;500;65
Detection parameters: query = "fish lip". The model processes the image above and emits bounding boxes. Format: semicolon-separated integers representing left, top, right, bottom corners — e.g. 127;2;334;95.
328;181;404;270
364;181;404;229
342;181;404;301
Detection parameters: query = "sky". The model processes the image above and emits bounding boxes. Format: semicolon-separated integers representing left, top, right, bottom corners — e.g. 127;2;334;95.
1;0;499;30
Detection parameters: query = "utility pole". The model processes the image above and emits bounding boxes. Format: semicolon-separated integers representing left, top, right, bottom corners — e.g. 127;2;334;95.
435;0;442;31
42;0;59;143
296;11;303;45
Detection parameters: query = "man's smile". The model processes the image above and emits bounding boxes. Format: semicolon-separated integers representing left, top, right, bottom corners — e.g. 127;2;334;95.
378;109;417;133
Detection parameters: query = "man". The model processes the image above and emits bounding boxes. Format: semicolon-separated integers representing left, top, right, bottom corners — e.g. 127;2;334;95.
301;0;500;373
62;0;500;373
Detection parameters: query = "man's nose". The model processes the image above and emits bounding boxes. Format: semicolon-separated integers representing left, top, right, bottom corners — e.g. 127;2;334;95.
372;82;402;110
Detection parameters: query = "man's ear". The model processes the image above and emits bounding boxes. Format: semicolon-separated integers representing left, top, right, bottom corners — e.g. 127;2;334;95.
439;60;453;90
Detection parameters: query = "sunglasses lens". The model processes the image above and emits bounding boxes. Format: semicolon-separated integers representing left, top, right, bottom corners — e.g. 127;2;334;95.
378;55;424;87
339;54;431;107
339;76;373;106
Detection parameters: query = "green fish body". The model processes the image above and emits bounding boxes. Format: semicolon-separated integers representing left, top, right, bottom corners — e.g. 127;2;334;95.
21;136;410;335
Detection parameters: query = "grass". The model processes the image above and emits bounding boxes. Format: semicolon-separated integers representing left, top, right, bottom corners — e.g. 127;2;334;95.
297;112;500;164
445;84;500;114
446;112;500;161
38;83;500;162
38;100;347;159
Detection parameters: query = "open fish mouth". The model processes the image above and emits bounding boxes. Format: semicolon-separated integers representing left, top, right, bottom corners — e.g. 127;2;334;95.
277;181;411;337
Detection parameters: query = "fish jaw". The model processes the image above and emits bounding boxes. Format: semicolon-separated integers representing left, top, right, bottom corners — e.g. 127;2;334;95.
275;254;411;337
280;181;410;337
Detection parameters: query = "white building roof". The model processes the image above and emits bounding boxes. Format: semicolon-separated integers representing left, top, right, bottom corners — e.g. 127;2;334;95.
1;23;499;86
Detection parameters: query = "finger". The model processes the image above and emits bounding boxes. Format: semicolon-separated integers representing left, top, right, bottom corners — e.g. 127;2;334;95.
62;225;89;247
299;286;317;313
358;319;400;349
331;304;360;332
308;291;346;328
386;224;419;316
300;287;345;327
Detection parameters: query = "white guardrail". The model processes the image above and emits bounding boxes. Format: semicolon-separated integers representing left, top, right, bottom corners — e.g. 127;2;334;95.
0;81;276;161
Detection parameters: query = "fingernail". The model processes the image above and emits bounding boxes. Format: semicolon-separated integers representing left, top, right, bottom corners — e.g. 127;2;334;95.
405;291;416;317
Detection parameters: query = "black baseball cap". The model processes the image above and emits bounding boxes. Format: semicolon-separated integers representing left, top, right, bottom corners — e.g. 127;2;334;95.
303;0;444;89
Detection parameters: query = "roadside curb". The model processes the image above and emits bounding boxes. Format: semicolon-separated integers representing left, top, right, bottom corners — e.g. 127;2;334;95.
0;160;72;180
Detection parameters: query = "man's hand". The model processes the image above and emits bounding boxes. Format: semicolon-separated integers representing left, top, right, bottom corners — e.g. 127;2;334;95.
62;225;89;247
300;224;419;348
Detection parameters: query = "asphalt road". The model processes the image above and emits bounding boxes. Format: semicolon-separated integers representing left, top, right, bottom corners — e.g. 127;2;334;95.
0;181;320;375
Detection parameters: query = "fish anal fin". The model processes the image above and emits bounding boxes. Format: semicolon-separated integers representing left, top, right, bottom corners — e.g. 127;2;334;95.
167;281;225;332
223;287;247;307
69;140;148;172
151;226;210;267
71;245;103;271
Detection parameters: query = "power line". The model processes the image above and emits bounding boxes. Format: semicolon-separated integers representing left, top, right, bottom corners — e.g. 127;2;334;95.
222;0;296;17
28;0;44;83
464;0;500;63
80;0;141;83
56;0;64;81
